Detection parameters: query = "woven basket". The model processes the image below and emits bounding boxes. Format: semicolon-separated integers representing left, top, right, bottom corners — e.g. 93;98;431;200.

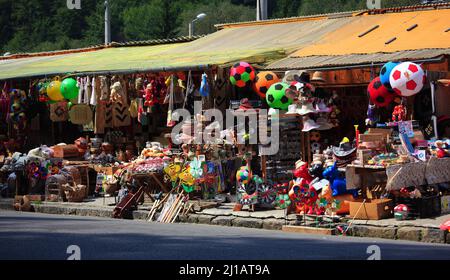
63;184;87;203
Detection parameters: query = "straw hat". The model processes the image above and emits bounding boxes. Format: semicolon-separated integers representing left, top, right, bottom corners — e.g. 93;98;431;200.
295;159;307;170
311;71;326;84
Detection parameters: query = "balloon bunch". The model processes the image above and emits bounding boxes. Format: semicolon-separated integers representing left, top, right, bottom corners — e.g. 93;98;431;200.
43;77;80;103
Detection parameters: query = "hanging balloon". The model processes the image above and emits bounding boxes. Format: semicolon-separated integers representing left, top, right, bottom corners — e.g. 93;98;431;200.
47;81;64;101
230;62;256;88
266;82;292;111
60;78;79;99
253;71;280;99
368;77;394;107
379;61;399;91
389;62;426;97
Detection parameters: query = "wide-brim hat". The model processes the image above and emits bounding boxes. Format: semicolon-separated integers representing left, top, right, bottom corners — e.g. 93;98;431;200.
316;117;333;131
287;104;298;115
311;71;326;84
315;101;332;113
239;98;253;110
298;102;317;115
302;118;320;132
282;70;310;84
332;142;357;158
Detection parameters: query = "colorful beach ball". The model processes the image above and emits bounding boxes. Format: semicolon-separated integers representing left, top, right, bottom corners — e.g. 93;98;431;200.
230;62;256;88
368;77;394;108
389;62;426;97
253;71;280;99
236;166;251;185
266;82;292;111
379;61;399;91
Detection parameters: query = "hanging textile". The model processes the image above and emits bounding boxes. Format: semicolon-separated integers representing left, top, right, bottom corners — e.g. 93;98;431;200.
90;76;97;106
167;75;175;127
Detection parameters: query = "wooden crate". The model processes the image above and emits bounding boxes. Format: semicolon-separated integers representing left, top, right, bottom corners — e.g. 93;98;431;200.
53;145;80;159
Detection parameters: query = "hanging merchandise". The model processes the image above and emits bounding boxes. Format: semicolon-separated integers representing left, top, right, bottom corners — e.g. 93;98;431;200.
49;101;69;122
1;83;10;122
110;81;126;104
368;77;394;108
199;73;210;97
266;82;292;111
137;98;148;126
8;89;27;131
128;98;139;118
89;77;98;106
37;81;49;103
253;71;280;99
389;62;426;97
60;78;79;100
99;76;109;101
392;104;407;122
47;79;64;101
230;61;256;88
166;75;176;127
69;104;93;125
379;61;400;91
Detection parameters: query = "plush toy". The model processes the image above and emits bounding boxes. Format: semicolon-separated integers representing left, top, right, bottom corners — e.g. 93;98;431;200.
394;204;410;221
230;61;256;88
99;76;109;101
435;140;449;158
144;80;156;108
8;89;27;131
323;163;347;197
392;104;407;122
390;62;425;97
293;161;313;184
253;71;280;99
110;82;125;103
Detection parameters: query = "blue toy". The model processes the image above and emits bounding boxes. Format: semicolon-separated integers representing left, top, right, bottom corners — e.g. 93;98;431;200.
379;61;399;91
322;163;357;197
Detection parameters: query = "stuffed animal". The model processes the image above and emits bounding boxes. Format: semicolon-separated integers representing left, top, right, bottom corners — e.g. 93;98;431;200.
99;76;109;101
110;82;125;103
323;163;346;196
293;162;314;184
435;140;449;158
144;80;156;108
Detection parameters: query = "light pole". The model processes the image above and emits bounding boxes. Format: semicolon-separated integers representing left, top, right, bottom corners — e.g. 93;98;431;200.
105;0;111;45
189;13;207;39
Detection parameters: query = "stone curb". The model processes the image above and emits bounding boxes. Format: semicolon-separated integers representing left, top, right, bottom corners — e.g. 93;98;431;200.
1;200;448;244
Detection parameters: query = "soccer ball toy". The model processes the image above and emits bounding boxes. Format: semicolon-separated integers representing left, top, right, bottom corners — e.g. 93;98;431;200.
230;62;256;88
394;204;409;221
236;166;251;185
266;82;292;111
368;77;394;108
389;62;426;97
379;61;399;91
253;71;280;99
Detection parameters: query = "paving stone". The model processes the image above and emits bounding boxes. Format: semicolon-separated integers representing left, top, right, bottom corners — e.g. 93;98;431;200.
178;214;188;223
201;208;232;216
421;228;445;243
197;215;214;224
211;216;235;227
263;218;285;230
132;211;148;220
397;227;422;241
231;211;251;218
187;214;199;224
351;225;396;239
232;217;263;229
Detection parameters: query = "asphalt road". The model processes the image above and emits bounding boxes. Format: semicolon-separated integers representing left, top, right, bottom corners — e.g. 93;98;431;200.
1;211;449;260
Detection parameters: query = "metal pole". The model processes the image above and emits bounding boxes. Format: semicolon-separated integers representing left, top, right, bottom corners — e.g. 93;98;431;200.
105;0;111;45
257;0;268;21
189;21;193;38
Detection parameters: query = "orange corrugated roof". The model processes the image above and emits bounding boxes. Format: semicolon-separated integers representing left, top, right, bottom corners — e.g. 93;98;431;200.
291;8;450;57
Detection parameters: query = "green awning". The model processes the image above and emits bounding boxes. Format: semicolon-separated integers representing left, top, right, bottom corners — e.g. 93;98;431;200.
0;13;355;80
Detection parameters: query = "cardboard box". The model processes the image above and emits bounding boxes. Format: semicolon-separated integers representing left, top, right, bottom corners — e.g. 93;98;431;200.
53;145;80;159
349;199;393;220
441;195;450;215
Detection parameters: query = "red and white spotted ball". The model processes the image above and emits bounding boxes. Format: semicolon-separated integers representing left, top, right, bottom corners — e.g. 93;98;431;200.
389;62;426;97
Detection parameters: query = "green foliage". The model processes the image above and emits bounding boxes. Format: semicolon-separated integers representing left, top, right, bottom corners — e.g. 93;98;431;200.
0;0;424;54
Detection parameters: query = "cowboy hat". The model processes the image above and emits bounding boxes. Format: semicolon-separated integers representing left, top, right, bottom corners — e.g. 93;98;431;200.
283;70;310;84
311;71;326;84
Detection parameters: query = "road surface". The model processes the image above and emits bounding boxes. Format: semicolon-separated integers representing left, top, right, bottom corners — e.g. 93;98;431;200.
1;211;449;260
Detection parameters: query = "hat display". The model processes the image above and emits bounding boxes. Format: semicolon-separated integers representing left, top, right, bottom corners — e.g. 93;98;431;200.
332;139;357;167
316;117;333;131
282;70;310;84
302;117;320;132
311;71;326;84
297;102;317;115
